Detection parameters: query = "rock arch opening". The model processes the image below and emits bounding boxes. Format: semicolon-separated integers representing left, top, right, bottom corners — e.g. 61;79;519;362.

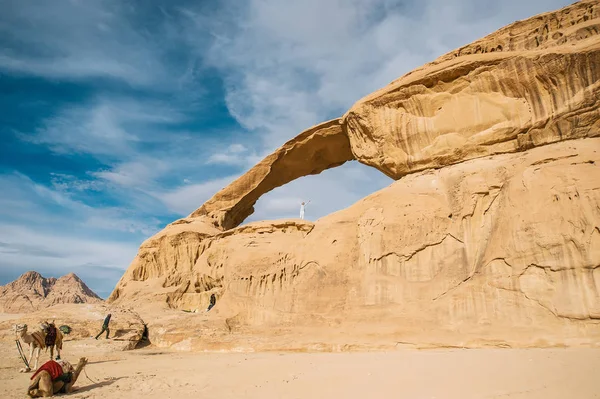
242;160;393;225
188;118;393;230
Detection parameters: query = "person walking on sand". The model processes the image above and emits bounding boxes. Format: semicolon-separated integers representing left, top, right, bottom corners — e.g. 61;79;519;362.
94;313;111;340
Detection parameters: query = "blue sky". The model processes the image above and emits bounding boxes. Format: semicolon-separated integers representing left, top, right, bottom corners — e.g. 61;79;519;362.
0;0;572;298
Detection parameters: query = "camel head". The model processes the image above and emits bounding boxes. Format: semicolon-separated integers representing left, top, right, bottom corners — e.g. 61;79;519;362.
15;324;28;333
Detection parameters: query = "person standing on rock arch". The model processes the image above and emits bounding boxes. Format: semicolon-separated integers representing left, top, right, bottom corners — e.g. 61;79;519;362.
300;200;310;220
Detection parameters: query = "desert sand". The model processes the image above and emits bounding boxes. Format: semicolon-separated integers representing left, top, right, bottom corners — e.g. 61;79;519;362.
1;340;600;399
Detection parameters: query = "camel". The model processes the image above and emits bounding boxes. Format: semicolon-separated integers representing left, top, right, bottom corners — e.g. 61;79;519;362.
40;321;63;361
15;323;63;372
15;324;45;372
27;357;88;397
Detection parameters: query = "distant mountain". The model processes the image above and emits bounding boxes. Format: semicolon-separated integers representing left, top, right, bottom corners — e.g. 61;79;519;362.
0;271;102;313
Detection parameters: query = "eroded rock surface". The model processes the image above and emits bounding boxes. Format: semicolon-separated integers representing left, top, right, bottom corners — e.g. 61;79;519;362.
110;138;600;349
344;0;600;179
109;1;600;350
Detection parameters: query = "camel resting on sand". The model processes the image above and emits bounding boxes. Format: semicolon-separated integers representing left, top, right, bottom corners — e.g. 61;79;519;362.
27;357;88;397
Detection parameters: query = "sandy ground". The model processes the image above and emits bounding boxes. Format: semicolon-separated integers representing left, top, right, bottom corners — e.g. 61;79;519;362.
1;341;599;399
0;313;24;322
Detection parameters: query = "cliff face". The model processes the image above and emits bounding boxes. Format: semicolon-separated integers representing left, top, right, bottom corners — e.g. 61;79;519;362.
344;0;599;179
0;271;102;313
109;0;600;349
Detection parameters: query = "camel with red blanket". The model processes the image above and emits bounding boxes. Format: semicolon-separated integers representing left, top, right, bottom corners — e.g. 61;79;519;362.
27;357;88;397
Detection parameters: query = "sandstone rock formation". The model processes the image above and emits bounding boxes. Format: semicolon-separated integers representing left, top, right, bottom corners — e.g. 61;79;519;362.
0;271;102;313
344;0;599;179
109;0;600;350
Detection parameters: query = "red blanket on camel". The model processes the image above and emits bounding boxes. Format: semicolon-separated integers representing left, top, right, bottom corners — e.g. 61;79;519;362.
30;360;63;381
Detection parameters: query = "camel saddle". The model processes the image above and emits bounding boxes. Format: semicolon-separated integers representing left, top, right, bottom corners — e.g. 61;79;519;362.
44;324;57;347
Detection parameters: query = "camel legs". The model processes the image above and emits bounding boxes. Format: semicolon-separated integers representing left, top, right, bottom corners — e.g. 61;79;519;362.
47;335;63;361
27;345;40;371
27;345;34;370
33;347;41;371
56;334;62;360
27;371;53;397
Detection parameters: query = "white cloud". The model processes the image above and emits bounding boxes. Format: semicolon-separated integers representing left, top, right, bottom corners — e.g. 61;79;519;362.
50;173;104;192
156;175;239;215
206;143;259;166
227;143;247;153
206;153;244;166
197;0;573;150
0;53;150;85
0;173;161;236
0;224;137;271
0;0;177;86
22;97;185;157
93;159;171;190
15;92;252;223
198;0;422;149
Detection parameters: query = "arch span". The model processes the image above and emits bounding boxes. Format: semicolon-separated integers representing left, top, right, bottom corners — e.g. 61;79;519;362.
190;118;355;230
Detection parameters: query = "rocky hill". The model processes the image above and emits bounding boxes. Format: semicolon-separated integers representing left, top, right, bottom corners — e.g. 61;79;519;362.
0;271;102;313
108;0;600;351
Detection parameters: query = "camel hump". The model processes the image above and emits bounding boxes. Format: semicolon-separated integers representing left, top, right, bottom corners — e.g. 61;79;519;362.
32;331;46;348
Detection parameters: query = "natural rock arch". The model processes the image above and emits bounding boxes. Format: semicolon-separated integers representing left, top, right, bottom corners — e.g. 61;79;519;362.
109;1;600;350
191;1;600;232
189;119;357;230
